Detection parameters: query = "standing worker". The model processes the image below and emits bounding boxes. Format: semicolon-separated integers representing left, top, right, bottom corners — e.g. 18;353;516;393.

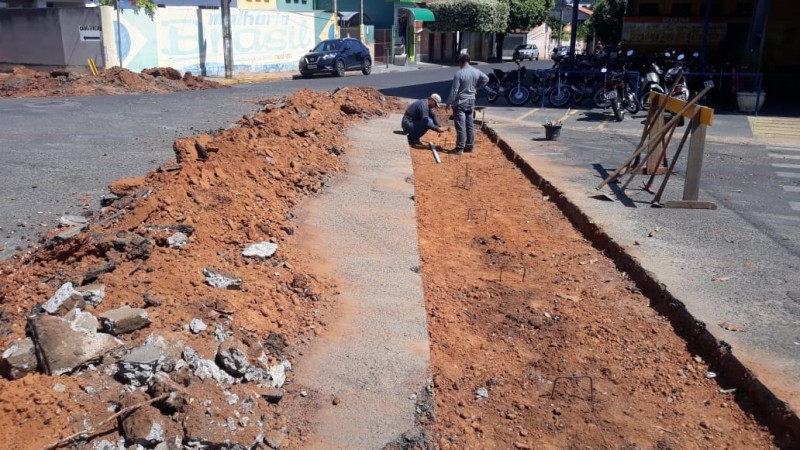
401;93;448;147
445;53;489;154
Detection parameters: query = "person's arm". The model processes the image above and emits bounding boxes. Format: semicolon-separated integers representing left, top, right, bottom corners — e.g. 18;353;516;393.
475;70;489;91
430;109;441;128
446;73;460;109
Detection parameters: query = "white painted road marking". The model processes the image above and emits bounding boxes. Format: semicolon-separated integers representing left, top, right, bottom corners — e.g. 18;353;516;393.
777;172;800;178
783;186;800;192
768;153;800;160
772;163;800;169
767;146;800;152
790;202;800;211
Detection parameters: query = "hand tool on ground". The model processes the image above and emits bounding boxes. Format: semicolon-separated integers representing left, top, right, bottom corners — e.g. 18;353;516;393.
428;142;442;164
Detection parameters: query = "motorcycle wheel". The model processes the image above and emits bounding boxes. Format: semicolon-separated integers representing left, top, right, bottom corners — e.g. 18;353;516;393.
594;88;610;108
573;90;585;104
549;85;571;107
486;82;500;103
625;92;640;114
529;88;543;105
638;91;652;110
507;86;531;106
611;97;624;122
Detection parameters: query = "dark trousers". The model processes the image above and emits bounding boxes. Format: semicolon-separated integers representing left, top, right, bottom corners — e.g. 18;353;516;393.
402;117;436;142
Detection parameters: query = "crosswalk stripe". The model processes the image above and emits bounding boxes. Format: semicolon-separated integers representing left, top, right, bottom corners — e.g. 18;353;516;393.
768;153;800;160
777;172;800;178
783;186;800;192
772;163;800;169
790;202;800;211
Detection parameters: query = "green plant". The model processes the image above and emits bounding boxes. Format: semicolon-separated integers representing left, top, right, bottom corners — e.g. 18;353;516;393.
99;0;157;20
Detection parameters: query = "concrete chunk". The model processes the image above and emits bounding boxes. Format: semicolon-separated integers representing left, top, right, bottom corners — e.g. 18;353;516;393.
203;268;243;290
116;345;162;386
183;347;234;384
28;314;124;375
58;215;88;227
99;306;151;335
216;339;250;377
166;232;189;248
242;241;278;258
42;282;86;316
0;338;38;380
76;283;106;306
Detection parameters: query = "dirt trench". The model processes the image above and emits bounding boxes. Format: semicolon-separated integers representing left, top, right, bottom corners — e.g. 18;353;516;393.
410;129;782;448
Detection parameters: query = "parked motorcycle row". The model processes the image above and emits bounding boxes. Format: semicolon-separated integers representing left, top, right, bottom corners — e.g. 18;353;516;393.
483;49;696;123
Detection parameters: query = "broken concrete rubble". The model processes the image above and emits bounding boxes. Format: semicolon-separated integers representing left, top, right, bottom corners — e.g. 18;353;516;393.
242;241;278;259
166;232;189;248
42;282;86;316
58;214;88;227
0;338;37;380
28;313;124;375
98;306;151;335
76;283;106;306
203;268;243;290
189;318;207;334
116;345;164;386
216;339;250;377
183;347;234;384
120;392;181;447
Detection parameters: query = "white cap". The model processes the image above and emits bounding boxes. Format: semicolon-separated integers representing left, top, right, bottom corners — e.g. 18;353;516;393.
429;93;442;107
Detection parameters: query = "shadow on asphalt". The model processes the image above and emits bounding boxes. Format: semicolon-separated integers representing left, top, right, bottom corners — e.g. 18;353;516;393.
592;163;636;208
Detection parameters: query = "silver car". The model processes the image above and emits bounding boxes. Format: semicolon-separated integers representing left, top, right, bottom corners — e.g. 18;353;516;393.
512;44;539;61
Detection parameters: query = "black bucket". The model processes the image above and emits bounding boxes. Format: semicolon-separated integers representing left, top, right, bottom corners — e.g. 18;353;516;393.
544;125;562;141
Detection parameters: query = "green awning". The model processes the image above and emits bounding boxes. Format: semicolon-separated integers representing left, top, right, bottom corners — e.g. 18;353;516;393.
399;7;435;22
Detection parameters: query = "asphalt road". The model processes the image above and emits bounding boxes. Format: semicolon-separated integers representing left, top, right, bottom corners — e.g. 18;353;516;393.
1;60;798;411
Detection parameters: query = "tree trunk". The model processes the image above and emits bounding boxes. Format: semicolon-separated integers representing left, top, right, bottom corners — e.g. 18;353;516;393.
495;32;506;62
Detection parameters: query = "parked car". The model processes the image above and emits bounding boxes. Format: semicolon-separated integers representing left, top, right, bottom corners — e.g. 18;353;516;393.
551;46;570;61
299;38;372;78
512;43;539;61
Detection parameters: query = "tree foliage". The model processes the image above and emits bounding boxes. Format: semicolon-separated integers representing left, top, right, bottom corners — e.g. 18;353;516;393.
427;0;509;33
588;0;626;45
504;0;553;32
99;0;157;20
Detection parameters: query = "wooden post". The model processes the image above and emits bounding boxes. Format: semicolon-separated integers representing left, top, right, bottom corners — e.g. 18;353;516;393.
665;113;717;209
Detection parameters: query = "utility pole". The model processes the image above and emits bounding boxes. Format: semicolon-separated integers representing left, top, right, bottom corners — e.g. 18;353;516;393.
557;0;564;47
115;0;123;67
333;0;339;38
568;0;579;66
221;0;233;79
359;0;364;42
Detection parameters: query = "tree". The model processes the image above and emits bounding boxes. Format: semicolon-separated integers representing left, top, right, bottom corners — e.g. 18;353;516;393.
588;0;626;45
496;0;553;60
99;0;157;20
428;0;509;58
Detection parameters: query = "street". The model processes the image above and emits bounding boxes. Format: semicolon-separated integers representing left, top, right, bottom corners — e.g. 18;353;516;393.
1;60;798;416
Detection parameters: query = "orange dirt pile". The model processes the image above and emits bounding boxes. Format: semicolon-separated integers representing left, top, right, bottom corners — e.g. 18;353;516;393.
410;133;779;448
0;66;226;98
0;87;403;449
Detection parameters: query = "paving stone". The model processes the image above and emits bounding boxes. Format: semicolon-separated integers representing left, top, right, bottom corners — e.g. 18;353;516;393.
42;282;86;316
99;306;151;335
0;338;37;380
242;242;278;258
76;283;106;306
203;268;243;290
28;313;124;375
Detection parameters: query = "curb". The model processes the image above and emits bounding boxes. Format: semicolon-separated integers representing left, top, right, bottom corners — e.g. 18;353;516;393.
481;122;799;447
208;64;449;85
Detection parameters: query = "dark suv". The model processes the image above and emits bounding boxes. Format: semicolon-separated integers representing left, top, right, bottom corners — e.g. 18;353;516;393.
299;38;372;78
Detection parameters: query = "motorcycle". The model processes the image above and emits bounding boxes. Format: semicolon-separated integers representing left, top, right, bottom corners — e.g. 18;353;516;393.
638;61;665;110
486;61;530;106
593;50;640;115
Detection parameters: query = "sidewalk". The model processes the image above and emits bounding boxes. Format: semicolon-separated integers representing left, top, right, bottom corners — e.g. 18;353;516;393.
207;61;447;85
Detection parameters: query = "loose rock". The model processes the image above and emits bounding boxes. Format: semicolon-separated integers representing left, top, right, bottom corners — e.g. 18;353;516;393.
166;232;189;248
242;241;278;259
189;318;207;334
42;282;86;316
183;347;234;384
0;338;38;380
216;339;250;377
76;283;106;306
28;313;124;375
99;306;151;335
203;268;243;290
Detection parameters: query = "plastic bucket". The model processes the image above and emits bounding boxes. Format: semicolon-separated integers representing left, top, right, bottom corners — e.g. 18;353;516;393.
544;125;562;141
